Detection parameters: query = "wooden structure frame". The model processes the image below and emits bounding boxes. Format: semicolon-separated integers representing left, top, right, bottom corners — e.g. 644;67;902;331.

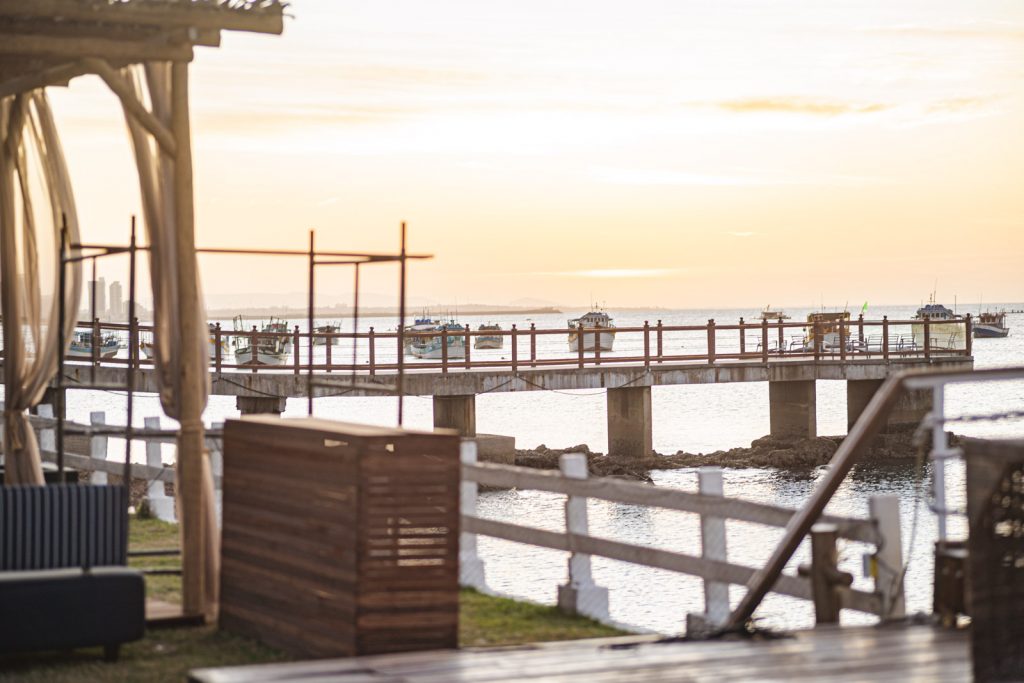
0;0;285;620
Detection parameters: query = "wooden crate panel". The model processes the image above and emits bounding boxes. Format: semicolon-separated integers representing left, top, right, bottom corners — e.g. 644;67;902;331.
220;417;460;658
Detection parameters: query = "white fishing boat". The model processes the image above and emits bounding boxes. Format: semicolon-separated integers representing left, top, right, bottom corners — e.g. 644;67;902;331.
474;323;503;350
68;331;119;359
404;315;440;353
567;310;616;352
232;317;290;365
974;311;1009;338
758;306;790;323
313;323;340;346
410;323;466;359
911;299;965;349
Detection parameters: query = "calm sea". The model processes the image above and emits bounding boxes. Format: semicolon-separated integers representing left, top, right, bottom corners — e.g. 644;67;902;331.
62;304;1024;633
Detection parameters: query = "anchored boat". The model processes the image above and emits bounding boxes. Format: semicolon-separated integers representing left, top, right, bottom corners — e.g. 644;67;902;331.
974;311;1009;338
313;323;340;346
758;306;790;323
911;300;965;349
410;322;466;359
403;315;440;353
474;323;503;350
802;311;850;351
232;317;290;365
568;310;616;353
68;331;119;359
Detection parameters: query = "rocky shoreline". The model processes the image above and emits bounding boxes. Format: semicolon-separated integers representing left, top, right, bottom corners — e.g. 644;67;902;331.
512;429;946;482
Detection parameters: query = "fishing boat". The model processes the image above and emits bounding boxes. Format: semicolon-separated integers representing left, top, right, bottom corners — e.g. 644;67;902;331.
410;322;466;359
568;310;616;352
911;298;965;349
313;323;340;346
474;323;503;350
232;317;290;365
403;315;440;353
801;311;850;351
758;306;790;323
974;311;1009;338
68;331;119;359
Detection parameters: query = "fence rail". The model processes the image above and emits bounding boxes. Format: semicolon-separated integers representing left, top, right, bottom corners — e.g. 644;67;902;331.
458;442;902;630
51;314;973;376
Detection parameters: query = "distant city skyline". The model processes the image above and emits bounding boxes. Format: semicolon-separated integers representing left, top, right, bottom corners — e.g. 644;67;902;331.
48;0;1024;308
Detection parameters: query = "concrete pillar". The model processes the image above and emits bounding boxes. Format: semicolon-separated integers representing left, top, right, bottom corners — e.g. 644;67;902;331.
847;379;932;432
769;380;816;439
236;396;287;415
606;386;653;459
433;394;476;437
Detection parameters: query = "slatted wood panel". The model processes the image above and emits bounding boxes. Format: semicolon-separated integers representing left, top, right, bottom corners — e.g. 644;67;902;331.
219;417;460;659
189;624;970;682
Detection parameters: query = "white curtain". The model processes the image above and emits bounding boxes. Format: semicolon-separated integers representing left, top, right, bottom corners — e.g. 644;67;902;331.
119;63;218;611
0;92;82;485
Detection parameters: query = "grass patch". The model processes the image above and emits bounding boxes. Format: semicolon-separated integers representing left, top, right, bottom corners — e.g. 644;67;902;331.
0;516;630;680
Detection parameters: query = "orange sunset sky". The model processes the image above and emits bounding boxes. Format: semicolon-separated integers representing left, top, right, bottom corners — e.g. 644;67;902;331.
47;0;1024;310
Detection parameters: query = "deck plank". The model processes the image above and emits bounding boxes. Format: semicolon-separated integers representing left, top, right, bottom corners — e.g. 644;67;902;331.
188;624;970;683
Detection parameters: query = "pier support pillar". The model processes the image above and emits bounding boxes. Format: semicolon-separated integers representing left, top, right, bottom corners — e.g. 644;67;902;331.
236;396;287;415
606;386;653;460
847;379;931;432
434;394;476;437
769;380;816;439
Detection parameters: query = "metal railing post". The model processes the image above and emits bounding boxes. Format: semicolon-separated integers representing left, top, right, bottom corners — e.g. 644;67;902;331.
924;318;931;360
250;325;259;373
293;325;300;375
325;328;332;372
464;324;471;369
441;325;449;373
577;323;584;368
656;319;663;361
761;318;769;362
882;316;889;360
511;324;518;373
214;322;222;373
739;316;745;356
643;320;650;368
530;323;537;368
368;327;375;375
594;325;602;365
965;314;972;356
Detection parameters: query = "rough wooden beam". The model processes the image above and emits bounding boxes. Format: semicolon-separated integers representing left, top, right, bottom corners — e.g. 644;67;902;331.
0;60;89;99
0;32;193;62
0;18;221;47
0;0;284;36
84;57;176;156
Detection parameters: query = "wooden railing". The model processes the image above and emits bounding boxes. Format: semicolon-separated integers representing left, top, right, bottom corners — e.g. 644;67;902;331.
56;314;974;375
458;441;904;630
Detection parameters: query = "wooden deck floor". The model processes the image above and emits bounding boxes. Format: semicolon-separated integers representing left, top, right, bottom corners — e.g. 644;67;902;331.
189;623;970;683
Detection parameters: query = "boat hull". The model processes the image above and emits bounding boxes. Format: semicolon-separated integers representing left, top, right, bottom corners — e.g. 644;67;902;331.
474;336;503;350
235;348;289;365
568;330;615;352
411;341;466;359
68;347;118;360
911;321;966;349
973;324;1009;338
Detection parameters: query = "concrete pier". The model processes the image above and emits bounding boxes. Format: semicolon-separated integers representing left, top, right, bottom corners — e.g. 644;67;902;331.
606;386;653;459
433;394;476;437
847;379;932;432
236;396;287;415
769;380;816;439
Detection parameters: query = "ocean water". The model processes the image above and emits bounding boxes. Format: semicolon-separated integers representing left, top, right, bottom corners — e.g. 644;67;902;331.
59;304;1024;633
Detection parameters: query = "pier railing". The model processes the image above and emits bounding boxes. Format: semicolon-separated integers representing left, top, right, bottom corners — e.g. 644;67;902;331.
458;441;904;630
57;314;974;375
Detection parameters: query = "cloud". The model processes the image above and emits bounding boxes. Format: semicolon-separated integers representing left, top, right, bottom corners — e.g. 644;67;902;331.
712;97;889;117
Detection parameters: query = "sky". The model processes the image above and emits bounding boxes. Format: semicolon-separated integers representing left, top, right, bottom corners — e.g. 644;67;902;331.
46;0;1024;310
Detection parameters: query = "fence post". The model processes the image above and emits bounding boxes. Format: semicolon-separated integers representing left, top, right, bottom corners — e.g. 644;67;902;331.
511;324;518;373
250;325;259;373
530;323;537;368
656;319;663;361
761;318;769;362
293;325;301;374
144;416;176;522
464;324;471;369
964;314;972;356
813;321;822;361
868;495;905;619
839;319;847;361
738;317;745;356
777;319;785;355
92;317;101;366
214;322;222;373
89;411;108;485
441;326;449;373
577;322;584;368
687;467;729;635
37;404;55;454
557;452;610;621
882;316;890;360
368;327;375;375
643;321;650;368
924;318;931;360
857;314;864;348
803;523;851;625
458;440;487;591
325;328;332;372
706;319;716;364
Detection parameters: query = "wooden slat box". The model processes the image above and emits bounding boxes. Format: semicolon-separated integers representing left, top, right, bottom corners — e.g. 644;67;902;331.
219;417;460;658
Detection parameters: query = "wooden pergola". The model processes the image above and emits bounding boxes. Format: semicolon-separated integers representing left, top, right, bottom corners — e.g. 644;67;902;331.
0;0;285;620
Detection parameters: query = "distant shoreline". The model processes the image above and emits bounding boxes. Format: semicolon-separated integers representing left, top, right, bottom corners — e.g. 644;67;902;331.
205;305;564;320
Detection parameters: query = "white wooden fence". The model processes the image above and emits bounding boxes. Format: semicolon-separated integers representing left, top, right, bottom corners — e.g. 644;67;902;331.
457;441;905;632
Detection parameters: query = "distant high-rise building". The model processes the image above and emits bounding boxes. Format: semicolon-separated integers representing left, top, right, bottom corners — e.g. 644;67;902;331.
109;280;124;321
88;277;106;319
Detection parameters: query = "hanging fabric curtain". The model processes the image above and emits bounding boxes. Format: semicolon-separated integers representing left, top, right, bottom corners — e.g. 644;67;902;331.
118;63;218;612
0;92;83;486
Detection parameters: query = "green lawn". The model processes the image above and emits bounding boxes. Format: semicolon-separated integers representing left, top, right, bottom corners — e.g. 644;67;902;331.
0;515;628;682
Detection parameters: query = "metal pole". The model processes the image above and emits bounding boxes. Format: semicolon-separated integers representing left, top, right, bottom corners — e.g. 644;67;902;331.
397;222;407;426
56;218;67;479
124;217;137;484
307;230;314;415
351;262;360;383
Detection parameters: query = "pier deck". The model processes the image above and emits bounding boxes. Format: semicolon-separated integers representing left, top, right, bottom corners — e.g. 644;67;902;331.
189;623;969;682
